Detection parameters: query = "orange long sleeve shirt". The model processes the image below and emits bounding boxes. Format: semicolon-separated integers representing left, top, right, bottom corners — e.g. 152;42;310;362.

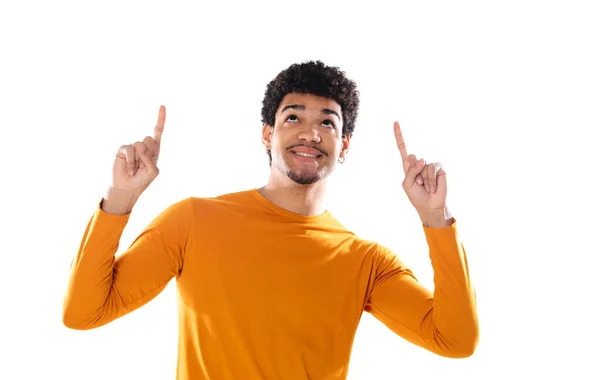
63;188;478;379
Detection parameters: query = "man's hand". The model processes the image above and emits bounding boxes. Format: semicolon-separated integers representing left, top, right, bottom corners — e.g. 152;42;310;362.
102;105;166;214
394;121;451;228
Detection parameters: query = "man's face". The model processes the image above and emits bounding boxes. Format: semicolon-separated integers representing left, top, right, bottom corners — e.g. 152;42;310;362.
262;93;350;185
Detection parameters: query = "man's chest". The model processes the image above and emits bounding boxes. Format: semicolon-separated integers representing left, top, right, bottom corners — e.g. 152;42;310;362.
176;228;372;327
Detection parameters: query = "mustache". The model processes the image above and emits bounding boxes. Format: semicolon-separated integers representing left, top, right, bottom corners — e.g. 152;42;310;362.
286;143;329;157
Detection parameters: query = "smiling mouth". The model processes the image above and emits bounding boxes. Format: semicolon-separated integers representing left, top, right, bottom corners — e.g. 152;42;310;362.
292;151;322;158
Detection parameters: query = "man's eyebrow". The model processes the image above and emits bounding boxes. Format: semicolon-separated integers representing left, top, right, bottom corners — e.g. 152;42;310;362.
322;108;341;120
280;104;305;113
281;104;341;120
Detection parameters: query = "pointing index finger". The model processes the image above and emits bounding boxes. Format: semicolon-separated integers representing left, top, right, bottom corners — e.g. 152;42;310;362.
154;105;166;144
394;121;409;161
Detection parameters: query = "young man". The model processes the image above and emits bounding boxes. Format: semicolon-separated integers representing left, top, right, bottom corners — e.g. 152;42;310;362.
63;61;478;379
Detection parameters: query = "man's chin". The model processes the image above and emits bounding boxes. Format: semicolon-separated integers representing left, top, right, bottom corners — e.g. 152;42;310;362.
286;170;321;185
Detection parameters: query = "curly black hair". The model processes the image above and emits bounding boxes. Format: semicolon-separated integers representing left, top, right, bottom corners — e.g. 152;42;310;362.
261;60;360;165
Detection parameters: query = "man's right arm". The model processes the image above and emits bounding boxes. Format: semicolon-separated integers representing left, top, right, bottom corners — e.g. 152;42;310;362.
62;192;193;330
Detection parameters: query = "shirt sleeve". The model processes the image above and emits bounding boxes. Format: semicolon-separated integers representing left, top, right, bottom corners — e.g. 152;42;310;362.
364;219;479;358
62;197;194;330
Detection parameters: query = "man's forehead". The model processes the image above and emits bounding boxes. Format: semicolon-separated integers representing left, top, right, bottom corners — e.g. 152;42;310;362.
278;93;341;113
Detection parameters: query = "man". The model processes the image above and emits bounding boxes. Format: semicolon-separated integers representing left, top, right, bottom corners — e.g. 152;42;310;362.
63;60;478;379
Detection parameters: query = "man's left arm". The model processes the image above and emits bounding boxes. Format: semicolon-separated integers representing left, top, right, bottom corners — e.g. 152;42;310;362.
365;216;478;358
365;121;479;357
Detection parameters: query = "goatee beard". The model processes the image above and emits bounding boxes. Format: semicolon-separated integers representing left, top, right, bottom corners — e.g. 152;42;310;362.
286;169;320;185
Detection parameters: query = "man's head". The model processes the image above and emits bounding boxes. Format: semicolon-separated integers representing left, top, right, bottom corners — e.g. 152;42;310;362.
260;60;360;185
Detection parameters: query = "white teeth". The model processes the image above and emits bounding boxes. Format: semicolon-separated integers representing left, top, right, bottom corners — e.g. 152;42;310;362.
295;152;317;157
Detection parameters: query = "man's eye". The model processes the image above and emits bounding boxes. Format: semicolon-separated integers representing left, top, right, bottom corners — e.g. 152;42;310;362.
322;120;335;128
286;115;299;122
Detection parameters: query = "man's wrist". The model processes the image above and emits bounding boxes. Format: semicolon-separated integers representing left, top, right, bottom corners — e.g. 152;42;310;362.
101;187;140;215
419;206;453;228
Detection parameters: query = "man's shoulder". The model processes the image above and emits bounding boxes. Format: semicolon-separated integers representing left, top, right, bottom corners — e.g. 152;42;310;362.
179;188;259;215
189;188;256;205
157;188;254;212
211;188;257;202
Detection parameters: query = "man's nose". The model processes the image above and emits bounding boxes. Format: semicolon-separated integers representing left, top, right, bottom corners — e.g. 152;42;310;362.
297;123;321;143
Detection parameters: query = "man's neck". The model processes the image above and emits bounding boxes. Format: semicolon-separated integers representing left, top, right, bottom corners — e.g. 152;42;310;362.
257;177;328;217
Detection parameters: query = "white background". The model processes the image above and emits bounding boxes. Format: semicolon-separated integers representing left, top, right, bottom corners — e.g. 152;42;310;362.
1;1;599;379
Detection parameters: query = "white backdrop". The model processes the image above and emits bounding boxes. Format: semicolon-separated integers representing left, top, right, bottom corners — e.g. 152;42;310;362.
1;1;599;379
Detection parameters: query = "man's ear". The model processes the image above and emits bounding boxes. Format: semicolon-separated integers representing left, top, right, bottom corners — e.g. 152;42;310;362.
340;135;351;159
262;123;273;149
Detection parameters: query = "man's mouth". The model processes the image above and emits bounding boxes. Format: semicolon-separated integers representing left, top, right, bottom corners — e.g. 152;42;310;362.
292;151;322;158
288;145;326;158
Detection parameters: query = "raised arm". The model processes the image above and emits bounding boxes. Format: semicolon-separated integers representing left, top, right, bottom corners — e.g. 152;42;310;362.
365;224;478;358
363;121;479;357
62;105;191;329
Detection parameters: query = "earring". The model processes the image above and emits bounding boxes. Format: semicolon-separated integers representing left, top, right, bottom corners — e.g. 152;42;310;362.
338;156;345;164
